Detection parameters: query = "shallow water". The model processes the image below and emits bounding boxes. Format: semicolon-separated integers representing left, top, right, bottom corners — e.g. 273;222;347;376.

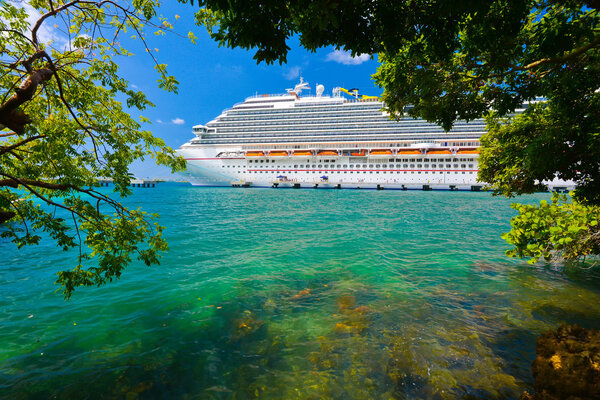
1;185;599;399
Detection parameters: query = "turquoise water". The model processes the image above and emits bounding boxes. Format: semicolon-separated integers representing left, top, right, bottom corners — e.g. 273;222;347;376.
2;185;600;399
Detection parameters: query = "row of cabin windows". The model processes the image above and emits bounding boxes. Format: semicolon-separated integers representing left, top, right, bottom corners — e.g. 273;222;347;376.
220;112;487;124
247;158;476;163
212;125;485;134
236;142;482;150
225;159;476;167
198;136;482;144
221;156;477;166
246;170;474;174
217;115;389;125
220;111;384;121
242;164;475;169
213;118;486;128
224;164;476;169
217;121;484;132
228;105;382;116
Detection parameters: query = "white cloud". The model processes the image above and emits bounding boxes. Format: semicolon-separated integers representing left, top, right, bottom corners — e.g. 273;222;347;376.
21;2;67;48
156;119;163;124
326;50;370;65
214;63;244;78
171;118;185;125
283;66;301;80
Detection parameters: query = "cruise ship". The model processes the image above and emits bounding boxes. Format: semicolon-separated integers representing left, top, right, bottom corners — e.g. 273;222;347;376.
177;79;565;190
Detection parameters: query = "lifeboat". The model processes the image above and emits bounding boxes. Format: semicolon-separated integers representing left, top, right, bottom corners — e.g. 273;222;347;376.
269;151;289;157
397;149;422;155
350;150;366;156
427;149;452;155
246;151;265;157
456;149;480;155
292;150;313;156
317;150;339;156
370;149;393;155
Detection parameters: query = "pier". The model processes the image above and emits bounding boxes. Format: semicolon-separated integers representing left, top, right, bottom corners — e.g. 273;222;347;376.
98;178;160;188
230;180;574;192
131;179;158;188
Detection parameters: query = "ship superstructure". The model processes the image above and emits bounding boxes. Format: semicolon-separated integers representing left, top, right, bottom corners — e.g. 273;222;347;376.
178;79;563;190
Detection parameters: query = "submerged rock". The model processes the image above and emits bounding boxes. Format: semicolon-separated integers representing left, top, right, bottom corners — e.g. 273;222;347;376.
523;324;600;399
291;288;312;300
337;295;356;311
231;310;264;341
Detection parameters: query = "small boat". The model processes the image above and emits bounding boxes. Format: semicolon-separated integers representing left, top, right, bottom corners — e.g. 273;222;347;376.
427;149;452;155
269;151;289;157
271;175;294;187
350;150;366;156
317;150;339;156
292;150;313;156
245;151;266;157
397;149;422;155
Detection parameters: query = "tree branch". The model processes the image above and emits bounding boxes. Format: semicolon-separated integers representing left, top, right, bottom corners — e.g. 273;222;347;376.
0;135;45;156
522;36;600;70
0;210;16;224
0;173;94;225
0;63;54;133
464;36;600;79
583;0;600;10
0;29;36;46
31;0;82;47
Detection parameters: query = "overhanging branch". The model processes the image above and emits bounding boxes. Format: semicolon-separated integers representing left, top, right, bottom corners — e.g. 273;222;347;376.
0;135;45;156
0;65;54;134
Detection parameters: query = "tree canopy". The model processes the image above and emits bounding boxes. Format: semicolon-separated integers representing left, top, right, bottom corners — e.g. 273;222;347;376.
0;0;185;297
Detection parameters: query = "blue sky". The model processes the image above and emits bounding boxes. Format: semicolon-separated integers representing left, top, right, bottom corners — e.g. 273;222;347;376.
113;2;381;178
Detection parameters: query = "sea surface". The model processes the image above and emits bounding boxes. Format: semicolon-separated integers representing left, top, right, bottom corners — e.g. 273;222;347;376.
1;184;600;399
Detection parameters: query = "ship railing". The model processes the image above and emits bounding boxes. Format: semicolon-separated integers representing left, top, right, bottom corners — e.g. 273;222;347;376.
244;93;292;100
241;93;382;101
345;98;381;103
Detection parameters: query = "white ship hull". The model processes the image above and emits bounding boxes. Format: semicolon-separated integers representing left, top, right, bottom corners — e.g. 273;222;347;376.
177;147;572;191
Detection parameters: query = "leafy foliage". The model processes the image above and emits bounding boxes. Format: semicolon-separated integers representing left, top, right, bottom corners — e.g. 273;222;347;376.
0;0;186;297
503;194;600;265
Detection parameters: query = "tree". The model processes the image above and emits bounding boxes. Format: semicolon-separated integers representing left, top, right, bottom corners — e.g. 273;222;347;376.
503;194;600;265
188;0;600;264
0;0;186;298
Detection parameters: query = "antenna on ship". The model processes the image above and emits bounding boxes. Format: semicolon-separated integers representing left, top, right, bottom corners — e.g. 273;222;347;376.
286;77;310;98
